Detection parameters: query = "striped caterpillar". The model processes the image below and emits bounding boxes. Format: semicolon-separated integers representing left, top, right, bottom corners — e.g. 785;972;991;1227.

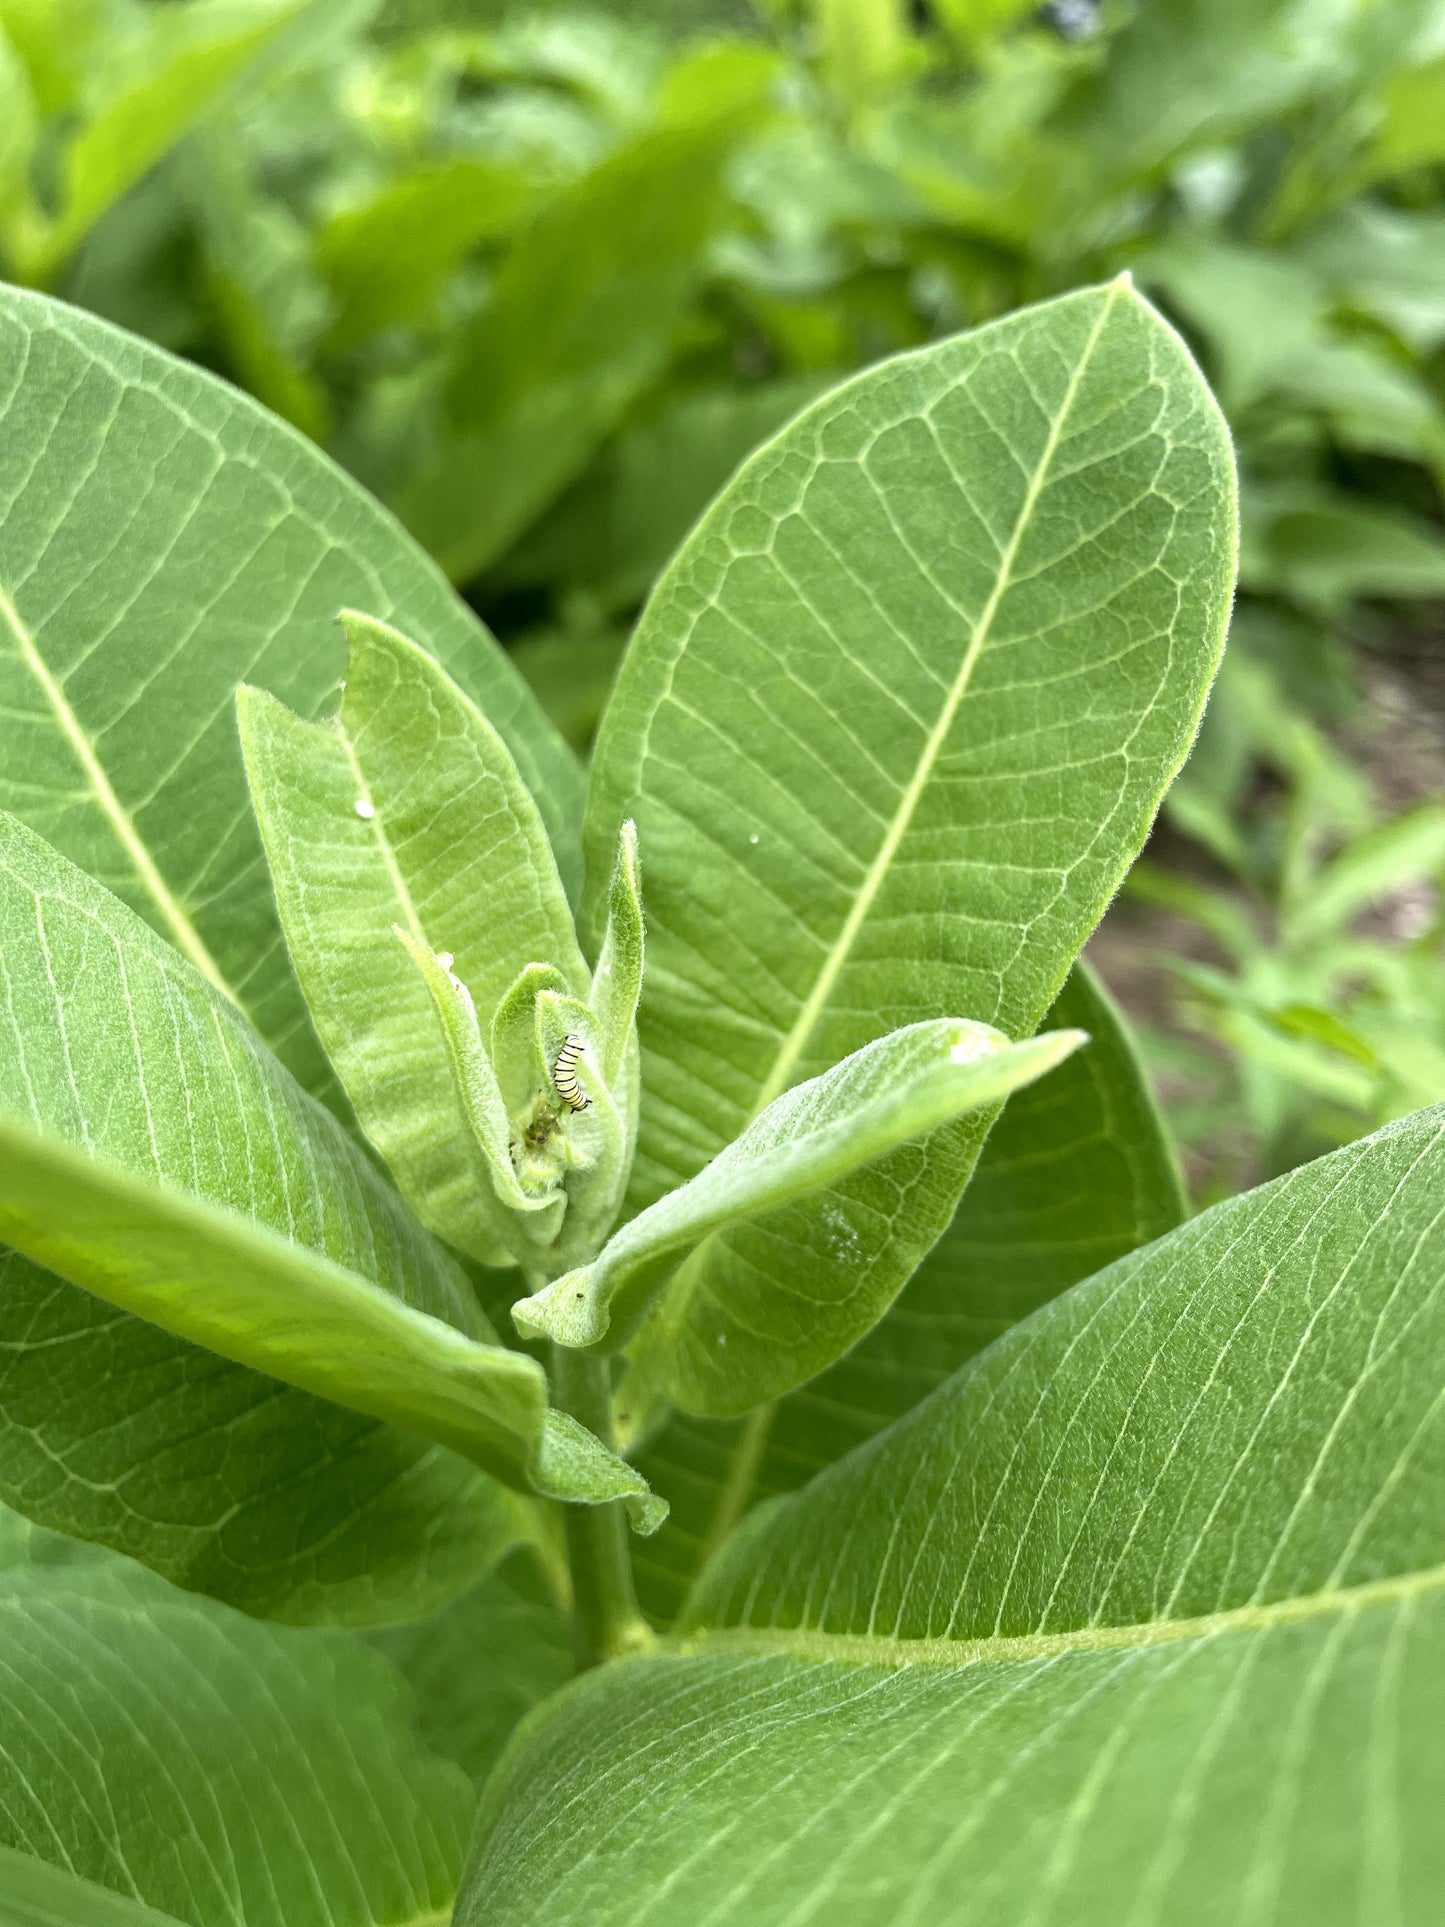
552;1033;589;1111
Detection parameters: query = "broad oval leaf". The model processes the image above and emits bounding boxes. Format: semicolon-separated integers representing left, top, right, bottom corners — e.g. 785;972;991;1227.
238;610;587;1261
0;1555;474;1927
631;962;1186;1623
0;283;581;1106
585;279;1235;1408
458;1106;1445;1924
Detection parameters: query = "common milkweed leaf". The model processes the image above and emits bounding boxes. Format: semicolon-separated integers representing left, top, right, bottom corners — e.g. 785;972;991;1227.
0;1847;190;1927
395;50;774;582
238;611;586;1260
631;962;1186;1623
0;1240;523;1627
0;284;582;1108
584;279;1235;1407
457;1107;1445;1924
0;812;660;1610
14;0;307;284
0;1557;474;1927
516;1022;1084;1379
366;1546;573;1794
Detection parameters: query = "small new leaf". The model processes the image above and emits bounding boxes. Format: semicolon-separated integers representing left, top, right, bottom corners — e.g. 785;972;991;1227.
590;819;644;1087
238;610;587;1265
513;1021;1086;1364
397;927;565;1242
535;992;636;1269
492;962;571;1118
0;811;663;1533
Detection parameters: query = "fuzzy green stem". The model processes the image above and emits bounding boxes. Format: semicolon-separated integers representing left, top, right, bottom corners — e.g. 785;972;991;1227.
551;1343;652;1671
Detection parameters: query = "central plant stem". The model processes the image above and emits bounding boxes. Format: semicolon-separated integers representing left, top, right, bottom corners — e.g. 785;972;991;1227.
551;1342;653;1671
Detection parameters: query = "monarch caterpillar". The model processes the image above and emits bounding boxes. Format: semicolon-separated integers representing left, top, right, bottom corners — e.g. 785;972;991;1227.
553;1033;589;1111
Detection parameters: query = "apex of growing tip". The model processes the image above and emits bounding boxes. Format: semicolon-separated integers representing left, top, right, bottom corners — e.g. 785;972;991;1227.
1108;270;1135;292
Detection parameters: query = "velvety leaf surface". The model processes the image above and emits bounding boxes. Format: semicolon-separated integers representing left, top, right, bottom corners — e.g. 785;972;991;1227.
0;1558;474;1927
516;1021;1083;1377
367;1546;573;1793
632;963;1186;1623
584;280;1234;1404
238;611;586;1261
0;1847;189;1927
0;811;538;1620
458;1106;1445;1923
0;283;581;1107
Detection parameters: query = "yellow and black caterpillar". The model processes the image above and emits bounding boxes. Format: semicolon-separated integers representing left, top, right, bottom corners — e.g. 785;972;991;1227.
553;1034;589;1111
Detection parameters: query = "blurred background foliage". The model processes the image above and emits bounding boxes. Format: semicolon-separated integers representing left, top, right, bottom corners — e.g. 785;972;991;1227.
4;0;1445;1198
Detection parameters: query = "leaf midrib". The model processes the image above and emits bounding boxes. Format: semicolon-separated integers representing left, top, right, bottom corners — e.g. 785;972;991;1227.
335;719;427;942
672;1559;1445;1672
0;580;239;1006
746;279;1126;1120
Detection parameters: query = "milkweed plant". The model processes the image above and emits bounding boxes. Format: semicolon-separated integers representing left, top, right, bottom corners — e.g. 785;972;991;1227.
0;273;1441;1927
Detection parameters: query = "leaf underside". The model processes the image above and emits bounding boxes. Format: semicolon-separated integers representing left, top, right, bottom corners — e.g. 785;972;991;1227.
632;961;1187;1624
0;284;581;1111
583;278;1236;1410
458;1106;1445;1924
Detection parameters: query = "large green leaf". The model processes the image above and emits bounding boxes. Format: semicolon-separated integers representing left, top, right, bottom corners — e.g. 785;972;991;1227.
631;963;1186;1623
0;1557;474;1927
238;611;587;1263
395;48;774;582
585;280;1234;1405
458;1104;1445;1923
0;812;658;1613
0;283;581;1108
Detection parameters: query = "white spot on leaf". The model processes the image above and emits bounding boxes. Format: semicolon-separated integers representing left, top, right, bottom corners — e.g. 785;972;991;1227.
354;798;375;820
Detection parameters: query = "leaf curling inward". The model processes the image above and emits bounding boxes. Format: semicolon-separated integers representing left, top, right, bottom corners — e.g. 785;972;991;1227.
0;809;663;1535
513;1021;1086;1362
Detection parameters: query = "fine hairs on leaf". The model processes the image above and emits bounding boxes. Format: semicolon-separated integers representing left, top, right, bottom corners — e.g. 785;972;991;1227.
6;256;1439;1927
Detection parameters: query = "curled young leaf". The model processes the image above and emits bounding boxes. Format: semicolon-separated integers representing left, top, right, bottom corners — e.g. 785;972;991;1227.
535;991;637;1270
237;610;588;1264
590;819;645;1088
513;1020;1086;1376
397;928;567;1242
0;812;664;1535
492;962;572;1118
